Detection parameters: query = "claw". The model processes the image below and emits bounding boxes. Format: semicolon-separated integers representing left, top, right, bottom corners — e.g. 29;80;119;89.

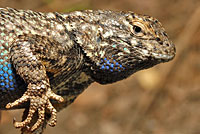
5;103;12;109
26;125;30;130
13;117;16;124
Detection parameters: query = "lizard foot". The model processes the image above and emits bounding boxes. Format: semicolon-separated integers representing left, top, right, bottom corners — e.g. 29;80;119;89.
6;83;64;132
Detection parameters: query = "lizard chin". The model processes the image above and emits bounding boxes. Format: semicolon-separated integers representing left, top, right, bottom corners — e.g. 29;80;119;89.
152;52;175;62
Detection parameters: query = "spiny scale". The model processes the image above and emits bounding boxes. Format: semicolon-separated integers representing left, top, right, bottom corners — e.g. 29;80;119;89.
0;7;175;133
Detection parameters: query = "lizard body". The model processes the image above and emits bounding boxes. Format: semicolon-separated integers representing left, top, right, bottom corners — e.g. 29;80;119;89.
0;7;175;133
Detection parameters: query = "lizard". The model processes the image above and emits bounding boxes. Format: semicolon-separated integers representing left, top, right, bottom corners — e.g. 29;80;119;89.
0;7;176;133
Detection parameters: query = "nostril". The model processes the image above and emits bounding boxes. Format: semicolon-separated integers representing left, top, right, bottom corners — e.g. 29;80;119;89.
164;49;168;53
156;37;161;41
156;37;163;45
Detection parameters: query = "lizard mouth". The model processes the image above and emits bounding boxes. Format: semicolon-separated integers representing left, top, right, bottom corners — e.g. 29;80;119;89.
131;45;176;62
151;52;175;61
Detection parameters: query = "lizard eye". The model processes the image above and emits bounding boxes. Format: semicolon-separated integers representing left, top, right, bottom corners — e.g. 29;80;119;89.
130;21;146;37
132;24;144;37
133;25;142;33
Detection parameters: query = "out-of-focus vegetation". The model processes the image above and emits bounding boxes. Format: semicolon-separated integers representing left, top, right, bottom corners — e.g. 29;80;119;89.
0;0;200;134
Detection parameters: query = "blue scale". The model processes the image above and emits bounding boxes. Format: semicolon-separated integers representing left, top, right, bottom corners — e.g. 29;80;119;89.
99;57;124;72
0;50;18;91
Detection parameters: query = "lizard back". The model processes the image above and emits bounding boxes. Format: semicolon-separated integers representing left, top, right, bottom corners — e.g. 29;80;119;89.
0;8;92;109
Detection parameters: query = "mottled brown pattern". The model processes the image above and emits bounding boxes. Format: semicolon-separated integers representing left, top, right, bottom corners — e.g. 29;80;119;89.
0;7;175;134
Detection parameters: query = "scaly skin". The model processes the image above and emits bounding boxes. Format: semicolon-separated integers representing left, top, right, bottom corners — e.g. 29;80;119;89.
0;7;175;133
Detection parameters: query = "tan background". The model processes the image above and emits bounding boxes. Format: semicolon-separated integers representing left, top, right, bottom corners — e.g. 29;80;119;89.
0;0;200;134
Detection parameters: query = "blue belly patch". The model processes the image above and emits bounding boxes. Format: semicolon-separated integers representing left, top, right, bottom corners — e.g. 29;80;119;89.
0;53;18;91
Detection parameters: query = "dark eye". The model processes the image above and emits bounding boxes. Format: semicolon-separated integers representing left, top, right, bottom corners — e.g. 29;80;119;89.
133;25;142;33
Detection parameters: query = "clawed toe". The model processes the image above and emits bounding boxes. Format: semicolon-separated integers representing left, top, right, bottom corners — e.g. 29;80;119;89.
13;108;36;129
6;93;29;109
47;100;57;127
6;89;63;131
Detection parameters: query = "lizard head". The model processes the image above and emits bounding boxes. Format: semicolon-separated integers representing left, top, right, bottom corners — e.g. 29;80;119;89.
71;10;176;84
124;12;176;62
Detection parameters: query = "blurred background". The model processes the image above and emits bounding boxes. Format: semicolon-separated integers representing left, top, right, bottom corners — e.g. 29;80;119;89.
0;0;200;134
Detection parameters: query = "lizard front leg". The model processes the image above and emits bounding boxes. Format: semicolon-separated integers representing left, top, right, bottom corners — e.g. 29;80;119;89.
5;37;64;131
